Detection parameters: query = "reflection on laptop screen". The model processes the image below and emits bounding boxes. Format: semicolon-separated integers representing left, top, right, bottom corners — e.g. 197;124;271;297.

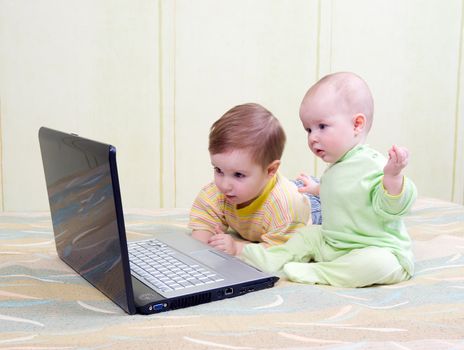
39;128;132;313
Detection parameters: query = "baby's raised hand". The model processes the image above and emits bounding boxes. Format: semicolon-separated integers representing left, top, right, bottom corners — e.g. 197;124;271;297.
384;145;409;177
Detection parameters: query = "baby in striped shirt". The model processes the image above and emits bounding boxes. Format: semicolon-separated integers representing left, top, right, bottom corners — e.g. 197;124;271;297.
189;103;314;256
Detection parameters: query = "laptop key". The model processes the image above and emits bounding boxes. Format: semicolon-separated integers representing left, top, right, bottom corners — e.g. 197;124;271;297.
128;239;224;292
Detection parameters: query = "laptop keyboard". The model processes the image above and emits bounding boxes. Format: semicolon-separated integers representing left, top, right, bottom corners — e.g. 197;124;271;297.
128;240;225;293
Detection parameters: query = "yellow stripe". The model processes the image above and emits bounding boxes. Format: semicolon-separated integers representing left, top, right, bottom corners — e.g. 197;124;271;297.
237;175;277;216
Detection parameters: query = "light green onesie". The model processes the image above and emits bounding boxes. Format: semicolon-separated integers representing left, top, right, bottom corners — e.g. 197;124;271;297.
240;145;417;288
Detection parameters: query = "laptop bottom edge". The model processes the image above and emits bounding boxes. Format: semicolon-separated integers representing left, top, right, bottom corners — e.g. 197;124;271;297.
133;276;279;314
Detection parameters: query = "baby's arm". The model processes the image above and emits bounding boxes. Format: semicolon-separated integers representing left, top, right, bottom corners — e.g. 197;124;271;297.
297;173;320;196
190;184;228;245
191;230;214;244
383;145;409;195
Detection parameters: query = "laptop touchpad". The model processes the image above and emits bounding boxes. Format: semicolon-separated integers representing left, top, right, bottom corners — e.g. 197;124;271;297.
190;250;228;268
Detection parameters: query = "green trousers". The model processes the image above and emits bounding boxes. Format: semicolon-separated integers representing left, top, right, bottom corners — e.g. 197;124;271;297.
240;227;411;288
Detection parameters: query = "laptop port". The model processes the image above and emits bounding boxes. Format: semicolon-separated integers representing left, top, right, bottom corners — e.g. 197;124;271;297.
152;303;165;311
224;287;234;296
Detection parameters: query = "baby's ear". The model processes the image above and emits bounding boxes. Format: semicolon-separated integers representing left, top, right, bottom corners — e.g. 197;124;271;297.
353;113;366;134
267;160;281;176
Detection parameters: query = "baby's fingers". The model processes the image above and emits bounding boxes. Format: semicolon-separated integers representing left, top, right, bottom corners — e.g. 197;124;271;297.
214;224;225;235
208;234;224;246
388;147;398;163
393;146;409;165
297;173;309;183
297;184;311;193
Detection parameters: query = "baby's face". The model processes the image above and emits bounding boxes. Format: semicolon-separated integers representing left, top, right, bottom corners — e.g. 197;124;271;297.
210;149;271;208
300;92;362;164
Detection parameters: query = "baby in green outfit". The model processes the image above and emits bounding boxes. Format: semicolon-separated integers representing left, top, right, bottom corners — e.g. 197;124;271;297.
240;72;417;288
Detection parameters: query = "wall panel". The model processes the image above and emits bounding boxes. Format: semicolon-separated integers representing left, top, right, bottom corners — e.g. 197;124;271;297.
0;0;161;210
0;0;463;210
454;3;464;204
174;0;319;208
324;0;463;202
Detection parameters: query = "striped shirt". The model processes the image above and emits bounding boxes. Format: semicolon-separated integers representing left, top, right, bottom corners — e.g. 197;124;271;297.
189;173;311;245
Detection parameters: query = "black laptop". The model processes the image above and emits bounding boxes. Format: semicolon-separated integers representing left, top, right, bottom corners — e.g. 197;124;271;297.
38;127;278;314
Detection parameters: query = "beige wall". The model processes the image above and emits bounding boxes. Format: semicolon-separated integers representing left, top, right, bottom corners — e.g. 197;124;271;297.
0;0;463;211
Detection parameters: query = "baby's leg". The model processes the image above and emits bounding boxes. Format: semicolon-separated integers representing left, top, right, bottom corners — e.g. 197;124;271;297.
239;228;318;274
283;246;410;288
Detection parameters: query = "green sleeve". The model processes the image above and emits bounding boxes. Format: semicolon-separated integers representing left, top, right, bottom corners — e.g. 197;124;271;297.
372;176;417;219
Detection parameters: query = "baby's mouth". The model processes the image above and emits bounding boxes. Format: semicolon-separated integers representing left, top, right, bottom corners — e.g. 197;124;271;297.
314;148;325;157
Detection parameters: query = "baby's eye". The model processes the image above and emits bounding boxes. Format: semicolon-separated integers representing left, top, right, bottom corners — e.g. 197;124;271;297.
234;172;245;179
319;124;327;130
214;167;223;175
305;128;312;134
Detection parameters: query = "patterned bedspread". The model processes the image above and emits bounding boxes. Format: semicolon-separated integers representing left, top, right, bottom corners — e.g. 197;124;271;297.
1;197;463;349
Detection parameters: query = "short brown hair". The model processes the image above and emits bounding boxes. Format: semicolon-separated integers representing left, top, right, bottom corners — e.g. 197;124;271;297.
209;103;286;168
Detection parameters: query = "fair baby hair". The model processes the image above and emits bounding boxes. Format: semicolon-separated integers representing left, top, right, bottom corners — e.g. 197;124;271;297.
209;103;286;168
303;72;375;133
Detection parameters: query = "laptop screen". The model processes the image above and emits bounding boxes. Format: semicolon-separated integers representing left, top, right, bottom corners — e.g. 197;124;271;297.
38;127;135;314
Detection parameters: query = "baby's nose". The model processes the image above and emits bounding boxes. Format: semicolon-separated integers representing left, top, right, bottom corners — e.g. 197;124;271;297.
221;179;233;192
308;132;318;144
